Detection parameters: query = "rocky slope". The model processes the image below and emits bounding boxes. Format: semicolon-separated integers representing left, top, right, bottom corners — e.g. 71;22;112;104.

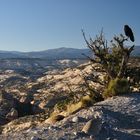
0;59;140;140
0;93;140;140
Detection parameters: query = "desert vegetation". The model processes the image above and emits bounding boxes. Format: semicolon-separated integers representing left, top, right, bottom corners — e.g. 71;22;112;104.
46;26;140;121
82;26;138;99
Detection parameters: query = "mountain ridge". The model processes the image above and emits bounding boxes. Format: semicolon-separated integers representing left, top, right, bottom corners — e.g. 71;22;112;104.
0;47;91;59
0;46;139;59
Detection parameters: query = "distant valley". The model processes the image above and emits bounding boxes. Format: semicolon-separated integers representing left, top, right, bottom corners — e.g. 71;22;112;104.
0;46;139;72
0;47;92;74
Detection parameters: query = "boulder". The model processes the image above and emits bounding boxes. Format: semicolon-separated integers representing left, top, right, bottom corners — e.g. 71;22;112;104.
82;118;102;136
6;108;18;121
0;91;17;125
72;116;79;123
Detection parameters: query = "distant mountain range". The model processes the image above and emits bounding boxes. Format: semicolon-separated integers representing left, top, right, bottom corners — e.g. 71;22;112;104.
0;47;92;59
0;46;139;59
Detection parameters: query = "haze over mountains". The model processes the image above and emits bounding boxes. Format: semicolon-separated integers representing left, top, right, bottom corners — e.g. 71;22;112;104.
0;47;92;59
0;46;139;59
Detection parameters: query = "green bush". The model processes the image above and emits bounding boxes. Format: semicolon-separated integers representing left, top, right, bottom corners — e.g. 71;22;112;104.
80;95;94;107
103;78;130;98
54;93;75;112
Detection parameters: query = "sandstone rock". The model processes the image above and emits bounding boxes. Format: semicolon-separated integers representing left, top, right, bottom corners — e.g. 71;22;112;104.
2;121;32;134
20;96;30;103
0;98;15;125
93;111;103;119
82;118;102;136
38;101;46;109
133;87;139;92
6;108;18;121
72;116;79;123
73;131;78;135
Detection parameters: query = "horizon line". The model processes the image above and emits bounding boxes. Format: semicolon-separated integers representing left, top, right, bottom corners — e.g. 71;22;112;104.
0;45;139;53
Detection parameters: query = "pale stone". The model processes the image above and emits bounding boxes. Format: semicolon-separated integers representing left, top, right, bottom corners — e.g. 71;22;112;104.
72;116;79;123
82;118;102;136
6;108;18;121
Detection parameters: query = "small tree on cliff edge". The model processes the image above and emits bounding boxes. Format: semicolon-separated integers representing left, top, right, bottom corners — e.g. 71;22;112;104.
82;25;135;98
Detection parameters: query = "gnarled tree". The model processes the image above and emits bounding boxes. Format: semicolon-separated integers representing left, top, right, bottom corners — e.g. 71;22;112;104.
82;26;135;98
82;29;134;80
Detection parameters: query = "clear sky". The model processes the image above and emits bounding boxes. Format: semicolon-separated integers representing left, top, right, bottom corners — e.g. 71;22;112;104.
0;0;139;52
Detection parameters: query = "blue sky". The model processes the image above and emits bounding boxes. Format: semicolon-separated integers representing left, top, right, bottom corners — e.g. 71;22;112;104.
0;0;139;52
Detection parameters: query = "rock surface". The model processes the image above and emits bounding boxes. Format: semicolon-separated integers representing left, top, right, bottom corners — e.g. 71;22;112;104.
0;60;140;140
0;93;140;140
82;118;102;136
6;108;18;121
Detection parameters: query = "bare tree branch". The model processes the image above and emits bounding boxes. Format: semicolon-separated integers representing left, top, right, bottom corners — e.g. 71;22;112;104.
82;29;135;81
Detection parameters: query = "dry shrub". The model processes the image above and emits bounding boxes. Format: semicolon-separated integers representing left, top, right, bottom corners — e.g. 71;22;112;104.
103;78;130;99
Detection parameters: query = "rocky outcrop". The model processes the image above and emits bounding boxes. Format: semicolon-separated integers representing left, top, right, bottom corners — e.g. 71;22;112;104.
82;118;102;136
0;90;44;126
0;59;140;139
0;91;16;125
6;108;18;121
0;93;140;140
